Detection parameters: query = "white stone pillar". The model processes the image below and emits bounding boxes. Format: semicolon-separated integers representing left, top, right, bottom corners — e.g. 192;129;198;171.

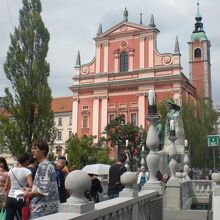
129;49;134;71
138;94;145;129
114;50;119;73
140;35;145;69
72;98;79;134
93;97;99;142
148;34;154;68
95;42;101;73
101;97;108;138
103;41;109;73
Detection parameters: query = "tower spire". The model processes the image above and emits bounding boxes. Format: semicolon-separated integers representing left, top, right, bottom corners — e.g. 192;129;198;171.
75;50;81;68
174;36;180;54
149;14;156;27
194;1;204;33
97;24;102;35
123;7;128;21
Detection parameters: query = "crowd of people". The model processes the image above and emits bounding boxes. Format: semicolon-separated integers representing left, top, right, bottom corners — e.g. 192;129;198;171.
1;143;218;220
0;139;68;219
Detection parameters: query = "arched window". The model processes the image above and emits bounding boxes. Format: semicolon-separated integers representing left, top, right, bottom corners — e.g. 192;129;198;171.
120;51;128;72
194;48;201;58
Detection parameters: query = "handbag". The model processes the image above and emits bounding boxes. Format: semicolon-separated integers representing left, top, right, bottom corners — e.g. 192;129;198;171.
0;208;6;220
22;194;30;220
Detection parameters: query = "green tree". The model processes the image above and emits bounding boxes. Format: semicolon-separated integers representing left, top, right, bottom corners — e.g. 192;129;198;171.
103;115;147;171
182;99;218;168
0;0;55;156
66;134;112;169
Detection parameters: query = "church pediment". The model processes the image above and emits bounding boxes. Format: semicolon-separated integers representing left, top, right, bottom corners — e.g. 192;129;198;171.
95;21;151;39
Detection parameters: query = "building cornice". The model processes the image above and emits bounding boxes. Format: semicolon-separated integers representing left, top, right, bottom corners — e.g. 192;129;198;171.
73;64;182;80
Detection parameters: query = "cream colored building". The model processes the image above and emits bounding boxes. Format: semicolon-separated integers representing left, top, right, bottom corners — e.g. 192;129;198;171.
51;96;73;157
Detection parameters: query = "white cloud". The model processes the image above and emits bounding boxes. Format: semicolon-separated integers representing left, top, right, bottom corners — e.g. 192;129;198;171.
0;0;219;107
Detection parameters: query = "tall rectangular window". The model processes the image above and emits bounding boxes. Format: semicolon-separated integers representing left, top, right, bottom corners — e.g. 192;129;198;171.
58;118;62;126
109;114;115;122
57;131;62;140
82;115;88;129
120;51;128;72
69;117;72;125
69;131;72;137
131;113;137;126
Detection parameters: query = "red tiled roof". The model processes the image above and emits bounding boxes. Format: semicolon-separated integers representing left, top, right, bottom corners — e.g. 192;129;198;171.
51;96;72;113
0;107;11;117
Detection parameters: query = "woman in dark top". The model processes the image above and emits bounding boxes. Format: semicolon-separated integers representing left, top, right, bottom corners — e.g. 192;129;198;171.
87;174;103;203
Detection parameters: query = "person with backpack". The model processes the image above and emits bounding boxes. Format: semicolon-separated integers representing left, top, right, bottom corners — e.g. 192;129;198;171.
108;153;127;199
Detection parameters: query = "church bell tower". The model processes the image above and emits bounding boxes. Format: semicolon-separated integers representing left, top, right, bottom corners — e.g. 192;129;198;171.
188;2;212;101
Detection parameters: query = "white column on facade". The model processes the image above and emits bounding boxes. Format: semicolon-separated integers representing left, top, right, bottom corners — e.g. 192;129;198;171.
148;34;154;68
101;97;108;138
96;42;101;73
138;94;145;129
129;49;134;71
104;41;109;73
114;51;119;73
93;97;99;142
140;35;145;69
72;98;79;134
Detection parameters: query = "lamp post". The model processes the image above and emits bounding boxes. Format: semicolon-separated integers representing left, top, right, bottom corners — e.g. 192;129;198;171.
145;90;160;184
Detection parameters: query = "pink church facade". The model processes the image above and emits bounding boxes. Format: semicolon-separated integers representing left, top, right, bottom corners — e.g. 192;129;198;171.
70;7;211;141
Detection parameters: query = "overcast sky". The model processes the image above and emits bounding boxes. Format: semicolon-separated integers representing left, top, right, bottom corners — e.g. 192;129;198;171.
0;0;219;107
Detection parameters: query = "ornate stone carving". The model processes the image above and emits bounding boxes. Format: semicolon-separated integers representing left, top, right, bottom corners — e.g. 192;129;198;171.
120;40;128;49
81;66;90;75
120;25;128;32
96;42;102;48
162;56;173;65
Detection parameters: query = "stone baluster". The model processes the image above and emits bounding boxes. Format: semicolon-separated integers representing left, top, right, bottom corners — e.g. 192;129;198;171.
125;139;130;171
59;170;94;213
141;145;145;168
168;120;178;181
183;139;190;181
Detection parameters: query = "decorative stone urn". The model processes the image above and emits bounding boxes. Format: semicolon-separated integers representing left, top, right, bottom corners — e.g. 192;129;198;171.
59;170;94;214
183;153;190;180
119;171;138;197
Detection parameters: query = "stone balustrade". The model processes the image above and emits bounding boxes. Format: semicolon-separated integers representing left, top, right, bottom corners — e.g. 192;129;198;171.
36;170;163;220
191;180;212;197
37;190;162;220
